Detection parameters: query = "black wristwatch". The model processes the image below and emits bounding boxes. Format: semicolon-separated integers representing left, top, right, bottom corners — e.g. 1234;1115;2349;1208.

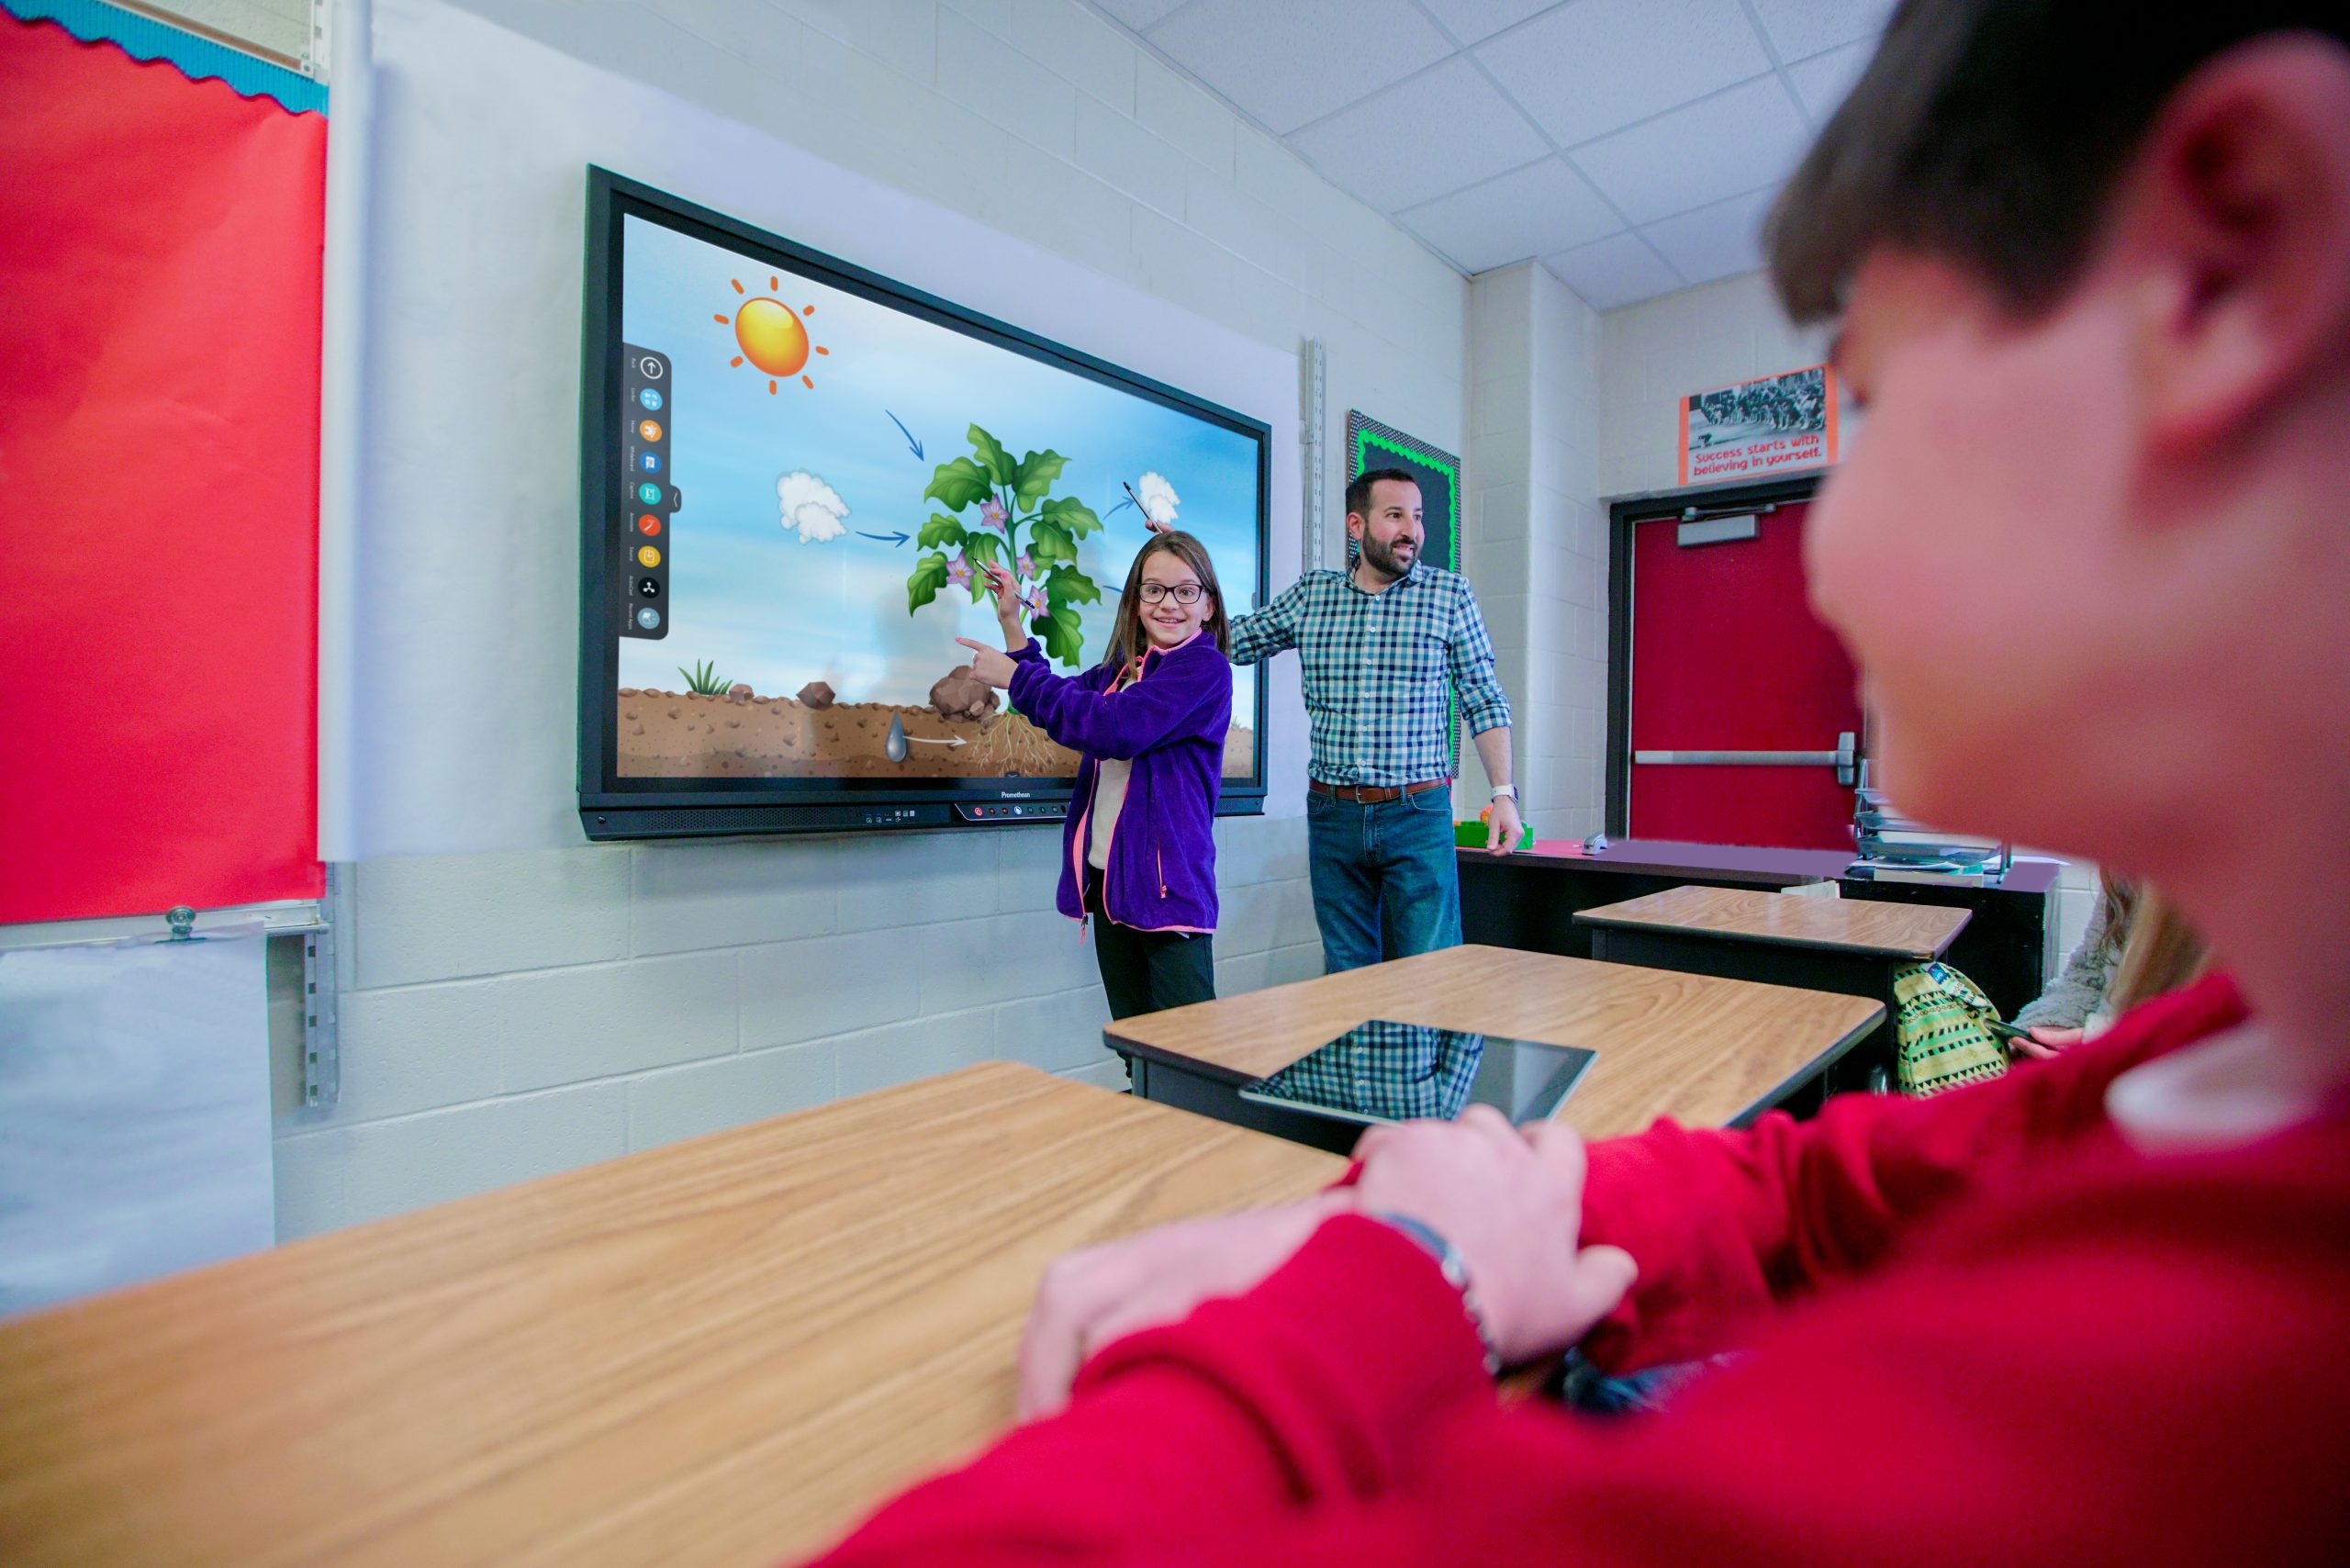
1368;1211;1501;1374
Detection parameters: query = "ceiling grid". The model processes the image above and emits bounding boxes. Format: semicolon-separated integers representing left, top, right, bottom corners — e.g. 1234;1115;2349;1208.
1090;0;1896;308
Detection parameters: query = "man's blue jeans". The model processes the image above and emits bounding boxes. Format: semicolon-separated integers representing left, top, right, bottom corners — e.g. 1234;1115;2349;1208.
1304;786;1463;973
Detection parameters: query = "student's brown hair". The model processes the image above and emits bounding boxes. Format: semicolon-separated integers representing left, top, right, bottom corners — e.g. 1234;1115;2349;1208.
1767;3;2350;325
1102;531;1227;673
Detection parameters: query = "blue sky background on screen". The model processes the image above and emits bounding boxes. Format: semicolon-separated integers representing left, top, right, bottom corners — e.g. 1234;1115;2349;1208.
615;215;1263;722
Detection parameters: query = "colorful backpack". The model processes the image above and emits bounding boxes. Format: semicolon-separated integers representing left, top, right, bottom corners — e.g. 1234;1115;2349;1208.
1891;959;2010;1097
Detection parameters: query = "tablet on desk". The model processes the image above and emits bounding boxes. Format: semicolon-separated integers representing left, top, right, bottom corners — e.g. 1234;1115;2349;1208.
1238;1021;1596;1130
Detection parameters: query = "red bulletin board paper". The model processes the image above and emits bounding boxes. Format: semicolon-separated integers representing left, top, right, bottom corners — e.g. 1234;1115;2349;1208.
0;15;325;924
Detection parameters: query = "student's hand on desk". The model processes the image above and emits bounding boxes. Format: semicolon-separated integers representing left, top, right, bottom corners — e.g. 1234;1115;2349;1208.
2011;1025;2083;1059
1017;1193;1353;1420
954;638;1018;689
1351;1108;1636;1367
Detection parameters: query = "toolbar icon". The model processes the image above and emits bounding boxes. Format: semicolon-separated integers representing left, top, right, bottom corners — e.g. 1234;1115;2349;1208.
638;420;663;442
636;515;662;536
638;387;663;411
637;482;662;506
636;607;661;630
637;544;662;568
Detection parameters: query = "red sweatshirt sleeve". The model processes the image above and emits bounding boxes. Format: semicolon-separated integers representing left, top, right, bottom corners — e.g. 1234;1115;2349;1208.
814;1216;1492;1564
805;1064;2350;1568
1573;972;2247;1371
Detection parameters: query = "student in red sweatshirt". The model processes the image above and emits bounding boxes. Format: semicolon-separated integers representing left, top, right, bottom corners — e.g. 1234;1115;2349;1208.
803;4;2350;1562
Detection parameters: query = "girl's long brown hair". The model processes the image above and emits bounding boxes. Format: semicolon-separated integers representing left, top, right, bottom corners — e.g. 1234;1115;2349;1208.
1102;530;1228;673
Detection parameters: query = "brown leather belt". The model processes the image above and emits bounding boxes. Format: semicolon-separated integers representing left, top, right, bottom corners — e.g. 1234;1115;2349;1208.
1309;777;1450;805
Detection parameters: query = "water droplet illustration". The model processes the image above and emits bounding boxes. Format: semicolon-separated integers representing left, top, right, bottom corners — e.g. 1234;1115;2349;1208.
884;711;909;764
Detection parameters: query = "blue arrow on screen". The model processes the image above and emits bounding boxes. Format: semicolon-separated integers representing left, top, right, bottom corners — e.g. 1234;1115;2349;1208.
885;410;924;460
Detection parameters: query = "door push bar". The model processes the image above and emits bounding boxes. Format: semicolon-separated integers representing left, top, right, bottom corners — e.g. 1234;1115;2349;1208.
1633;732;1858;786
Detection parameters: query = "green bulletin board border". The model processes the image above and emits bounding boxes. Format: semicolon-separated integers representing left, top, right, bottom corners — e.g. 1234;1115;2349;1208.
1345;410;1464;770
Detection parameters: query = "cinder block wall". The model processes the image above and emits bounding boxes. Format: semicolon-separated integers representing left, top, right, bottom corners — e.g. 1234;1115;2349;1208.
1462;263;1606;841
275;817;1321;1235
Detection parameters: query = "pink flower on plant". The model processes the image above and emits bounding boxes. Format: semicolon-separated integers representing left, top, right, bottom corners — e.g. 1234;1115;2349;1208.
978;498;1009;532
946;554;973;591
1021;585;1048;621
1016;552;1036;578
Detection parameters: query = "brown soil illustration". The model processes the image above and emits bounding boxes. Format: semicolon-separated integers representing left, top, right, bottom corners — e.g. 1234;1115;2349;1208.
617;687;1256;780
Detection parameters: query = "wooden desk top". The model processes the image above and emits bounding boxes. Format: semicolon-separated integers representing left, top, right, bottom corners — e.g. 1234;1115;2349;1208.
1574;885;1971;958
1103;944;1883;1138
0;1063;1342;1568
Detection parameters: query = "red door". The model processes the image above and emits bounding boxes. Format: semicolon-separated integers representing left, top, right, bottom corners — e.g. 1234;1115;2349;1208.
1625;500;1862;849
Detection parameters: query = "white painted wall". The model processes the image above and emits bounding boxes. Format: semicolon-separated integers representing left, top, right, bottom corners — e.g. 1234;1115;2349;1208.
1462;263;1605;841
273;0;1470;1238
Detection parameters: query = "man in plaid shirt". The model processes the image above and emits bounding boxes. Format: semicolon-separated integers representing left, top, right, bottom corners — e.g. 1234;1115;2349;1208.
1228;468;1522;974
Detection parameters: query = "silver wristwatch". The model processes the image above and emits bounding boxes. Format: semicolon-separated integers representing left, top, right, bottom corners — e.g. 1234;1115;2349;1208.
1368;1211;1500;1374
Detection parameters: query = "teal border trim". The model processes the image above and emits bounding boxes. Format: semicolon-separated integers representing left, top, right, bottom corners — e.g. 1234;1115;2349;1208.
4;0;327;116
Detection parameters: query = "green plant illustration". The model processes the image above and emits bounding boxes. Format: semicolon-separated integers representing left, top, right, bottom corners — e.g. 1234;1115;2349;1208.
906;422;1102;666
677;659;731;695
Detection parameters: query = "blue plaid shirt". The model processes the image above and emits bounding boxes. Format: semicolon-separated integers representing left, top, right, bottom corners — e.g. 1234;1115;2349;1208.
1227;565;1512;787
1255;1023;1485;1122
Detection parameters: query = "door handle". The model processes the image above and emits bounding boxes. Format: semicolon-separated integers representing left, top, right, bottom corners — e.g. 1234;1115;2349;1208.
1634;730;1859;787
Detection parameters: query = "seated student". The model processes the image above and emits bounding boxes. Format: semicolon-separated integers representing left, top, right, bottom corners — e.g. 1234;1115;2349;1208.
2012;872;2133;1044
2013;876;2210;1056
804;5;2350;1563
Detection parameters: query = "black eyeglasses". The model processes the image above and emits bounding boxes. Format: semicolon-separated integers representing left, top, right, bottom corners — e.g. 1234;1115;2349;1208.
1137;582;1205;605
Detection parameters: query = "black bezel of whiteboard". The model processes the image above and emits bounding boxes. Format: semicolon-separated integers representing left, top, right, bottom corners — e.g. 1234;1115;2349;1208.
576;167;1272;841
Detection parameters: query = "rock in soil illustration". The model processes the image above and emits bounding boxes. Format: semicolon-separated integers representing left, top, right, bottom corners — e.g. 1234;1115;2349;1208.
797;680;835;711
928;665;999;723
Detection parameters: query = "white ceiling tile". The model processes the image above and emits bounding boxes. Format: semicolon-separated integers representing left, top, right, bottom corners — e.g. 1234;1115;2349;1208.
1571;75;1810;224
1639;185;1776;284
1144;0;1453;135
1745;0;1897;65
1415;0;1565;45
1287;56;1550;214
1542;230;1684;310
1396;156;1623;272
1091;0;1192;29
1785;37;1875;124
1474;0;1774;149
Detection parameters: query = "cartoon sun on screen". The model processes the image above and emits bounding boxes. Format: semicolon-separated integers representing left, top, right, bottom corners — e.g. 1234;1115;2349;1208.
713;274;832;393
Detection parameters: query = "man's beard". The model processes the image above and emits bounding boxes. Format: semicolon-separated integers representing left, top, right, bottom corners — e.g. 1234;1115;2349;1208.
1359;533;1418;579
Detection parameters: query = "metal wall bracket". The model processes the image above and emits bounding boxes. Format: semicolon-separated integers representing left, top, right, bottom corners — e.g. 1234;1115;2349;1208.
1302;337;1327;577
301;868;341;1107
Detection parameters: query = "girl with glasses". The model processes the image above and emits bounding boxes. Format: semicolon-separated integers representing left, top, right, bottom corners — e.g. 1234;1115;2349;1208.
956;532;1234;1020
